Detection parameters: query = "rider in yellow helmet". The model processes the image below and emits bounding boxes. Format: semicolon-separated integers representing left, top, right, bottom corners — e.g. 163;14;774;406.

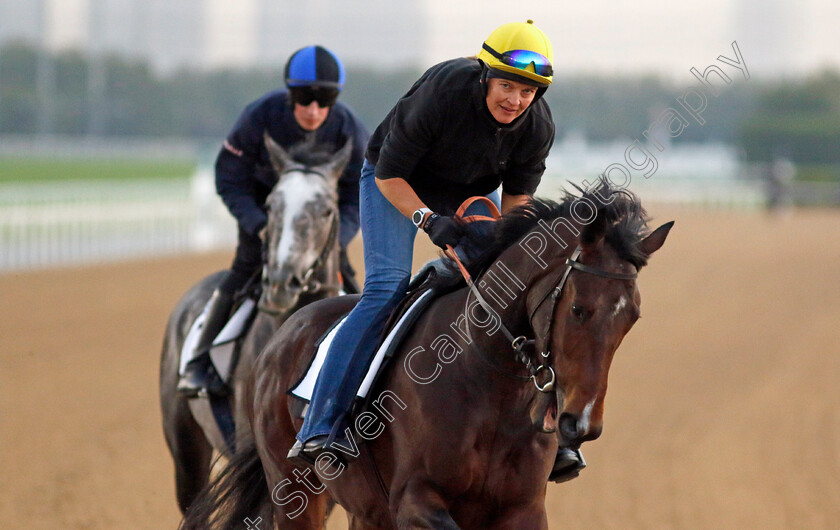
291;20;583;483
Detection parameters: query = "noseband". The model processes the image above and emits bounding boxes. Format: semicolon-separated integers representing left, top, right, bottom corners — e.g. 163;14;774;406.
457;245;638;392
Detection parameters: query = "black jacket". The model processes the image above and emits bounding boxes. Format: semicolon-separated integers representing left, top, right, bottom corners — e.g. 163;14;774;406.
366;58;554;214
215;90;369;246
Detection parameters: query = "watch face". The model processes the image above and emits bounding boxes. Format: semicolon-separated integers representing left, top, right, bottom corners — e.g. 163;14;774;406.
413;210;423;226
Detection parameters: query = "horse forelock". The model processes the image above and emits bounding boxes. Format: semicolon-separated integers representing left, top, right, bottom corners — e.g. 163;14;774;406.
267;166;337;213
461;177;651;277
577;180;651;269
285;142;340;167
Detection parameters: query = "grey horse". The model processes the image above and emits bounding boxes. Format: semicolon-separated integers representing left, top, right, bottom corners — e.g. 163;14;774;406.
159;135;352;515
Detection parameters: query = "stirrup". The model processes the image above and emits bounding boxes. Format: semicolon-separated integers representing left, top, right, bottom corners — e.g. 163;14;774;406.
177;352;228;398
178;289;235;397
287;436;347;467
176;354;211;397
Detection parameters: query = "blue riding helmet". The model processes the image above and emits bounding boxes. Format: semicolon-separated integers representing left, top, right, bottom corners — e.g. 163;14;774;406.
284;45;346;89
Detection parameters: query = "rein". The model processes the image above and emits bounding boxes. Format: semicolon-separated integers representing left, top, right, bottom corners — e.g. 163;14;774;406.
445;201;639;392
299;209;339;291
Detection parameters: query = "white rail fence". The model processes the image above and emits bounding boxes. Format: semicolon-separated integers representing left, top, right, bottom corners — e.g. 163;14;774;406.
0;168;236;272
3;164;824;274
4;135;836;273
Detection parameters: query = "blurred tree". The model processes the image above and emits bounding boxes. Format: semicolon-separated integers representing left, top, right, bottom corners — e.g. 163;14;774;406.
0;43;39;134
0;41;787;156
339;66;422;131
739;71;840;172
542;75;756;144
54;50;88;134
105;55;168;136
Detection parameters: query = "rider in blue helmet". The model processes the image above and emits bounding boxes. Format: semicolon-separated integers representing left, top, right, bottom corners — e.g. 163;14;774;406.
177;45;369;397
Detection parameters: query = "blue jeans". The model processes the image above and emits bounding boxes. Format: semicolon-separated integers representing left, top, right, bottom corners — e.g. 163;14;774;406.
297;160;501;444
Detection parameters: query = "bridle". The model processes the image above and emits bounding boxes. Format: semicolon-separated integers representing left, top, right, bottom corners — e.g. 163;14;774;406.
450;244;638;392
260;167;340;314
271;207;339;292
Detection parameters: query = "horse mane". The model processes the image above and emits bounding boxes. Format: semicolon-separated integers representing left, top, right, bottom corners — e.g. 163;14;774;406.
459;177;652;277
285;141;341;168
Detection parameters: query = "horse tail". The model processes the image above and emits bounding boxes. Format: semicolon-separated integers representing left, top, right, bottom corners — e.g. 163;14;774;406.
180;441;270;530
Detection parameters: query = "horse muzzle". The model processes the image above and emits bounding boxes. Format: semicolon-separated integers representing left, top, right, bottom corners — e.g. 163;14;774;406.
259;279;301;314
558;411;603;445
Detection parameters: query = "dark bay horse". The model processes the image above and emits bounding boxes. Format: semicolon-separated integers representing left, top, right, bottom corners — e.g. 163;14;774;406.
181;180;672;529
160;135;352;514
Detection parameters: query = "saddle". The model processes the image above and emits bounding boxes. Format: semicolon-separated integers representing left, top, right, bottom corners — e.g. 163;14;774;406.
179;283;260;452
288;262;463;414
289;197;501;424
179;288;259;389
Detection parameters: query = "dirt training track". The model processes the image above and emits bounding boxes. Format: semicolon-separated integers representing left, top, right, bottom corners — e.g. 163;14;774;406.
1;206;839;529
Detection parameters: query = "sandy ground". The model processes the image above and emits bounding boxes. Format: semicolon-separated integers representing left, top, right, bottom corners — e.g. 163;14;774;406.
1;205;839;529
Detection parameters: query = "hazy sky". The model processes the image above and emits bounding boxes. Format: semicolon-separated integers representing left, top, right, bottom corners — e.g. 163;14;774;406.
425;0;839;79
12;0;840;79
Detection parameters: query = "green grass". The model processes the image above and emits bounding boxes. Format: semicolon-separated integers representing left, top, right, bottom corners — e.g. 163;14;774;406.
0;156;197;183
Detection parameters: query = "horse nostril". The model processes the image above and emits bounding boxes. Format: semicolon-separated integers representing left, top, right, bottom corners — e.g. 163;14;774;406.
288;276;302;290
559;412;581;441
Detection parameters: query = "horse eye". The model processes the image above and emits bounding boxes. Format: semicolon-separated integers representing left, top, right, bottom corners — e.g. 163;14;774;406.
571;304;586;320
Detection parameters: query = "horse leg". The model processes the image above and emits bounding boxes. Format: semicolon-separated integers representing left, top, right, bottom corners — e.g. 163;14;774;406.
392;483;460;530
486;503;548;530
163;397;214;514
261;453;332;528
266;481;331;528
347;513;394;530
162;326;214;514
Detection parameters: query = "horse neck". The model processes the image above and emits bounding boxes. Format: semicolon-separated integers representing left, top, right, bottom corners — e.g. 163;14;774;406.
441;224;586;388
471;233;578;336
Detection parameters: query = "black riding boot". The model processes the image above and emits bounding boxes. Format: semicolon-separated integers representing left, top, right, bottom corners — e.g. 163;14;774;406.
339;246;359;294
177;289;234;397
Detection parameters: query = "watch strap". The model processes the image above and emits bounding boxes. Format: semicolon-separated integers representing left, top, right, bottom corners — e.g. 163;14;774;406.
422;213;440;233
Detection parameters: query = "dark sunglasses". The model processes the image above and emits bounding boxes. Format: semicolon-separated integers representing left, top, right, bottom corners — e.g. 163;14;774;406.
290;87;339;108
482;43;554;77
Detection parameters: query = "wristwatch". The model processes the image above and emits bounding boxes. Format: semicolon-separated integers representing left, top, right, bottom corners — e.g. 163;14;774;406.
411;207;432;228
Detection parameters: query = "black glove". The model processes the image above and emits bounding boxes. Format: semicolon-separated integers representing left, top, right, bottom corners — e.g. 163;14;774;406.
423;214;465;249
338;247;359;294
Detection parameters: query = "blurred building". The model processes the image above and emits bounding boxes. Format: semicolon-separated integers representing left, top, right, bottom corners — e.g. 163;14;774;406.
0;0;429;72
1;0;839;75
733;0;801;76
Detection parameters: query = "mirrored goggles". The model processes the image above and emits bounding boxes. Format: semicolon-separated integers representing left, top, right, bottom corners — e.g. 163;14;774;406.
482;43;553;77
289;87;339;108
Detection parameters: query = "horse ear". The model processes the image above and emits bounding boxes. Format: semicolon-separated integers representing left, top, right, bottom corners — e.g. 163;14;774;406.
264;131;293;175
324;137;354;182
639;221;674;256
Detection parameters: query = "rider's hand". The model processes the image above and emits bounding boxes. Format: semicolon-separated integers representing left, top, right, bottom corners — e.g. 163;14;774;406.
423;214;465;249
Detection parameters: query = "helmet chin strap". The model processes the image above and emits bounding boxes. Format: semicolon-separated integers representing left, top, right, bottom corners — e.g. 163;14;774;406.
479;60;490;95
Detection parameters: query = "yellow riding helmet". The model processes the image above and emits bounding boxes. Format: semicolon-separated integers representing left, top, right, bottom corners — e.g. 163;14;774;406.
477;19;554;86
